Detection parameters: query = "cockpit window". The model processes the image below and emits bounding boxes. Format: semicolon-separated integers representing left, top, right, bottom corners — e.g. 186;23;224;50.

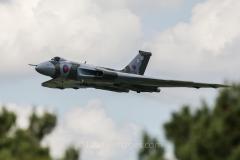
51;57;66;62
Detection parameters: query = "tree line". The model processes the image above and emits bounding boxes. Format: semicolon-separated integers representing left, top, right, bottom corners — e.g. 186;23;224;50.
139;85;240;160
1;85;240;160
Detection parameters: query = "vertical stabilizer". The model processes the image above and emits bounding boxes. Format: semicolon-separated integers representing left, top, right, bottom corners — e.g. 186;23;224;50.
122;50;152;75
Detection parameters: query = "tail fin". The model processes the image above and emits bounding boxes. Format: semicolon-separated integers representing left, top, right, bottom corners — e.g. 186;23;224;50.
122;50;152;75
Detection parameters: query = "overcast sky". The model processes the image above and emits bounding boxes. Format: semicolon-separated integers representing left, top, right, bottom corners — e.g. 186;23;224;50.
0;0;240;159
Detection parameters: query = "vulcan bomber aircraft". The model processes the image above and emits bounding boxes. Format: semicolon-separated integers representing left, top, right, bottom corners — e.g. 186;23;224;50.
30;51;228;93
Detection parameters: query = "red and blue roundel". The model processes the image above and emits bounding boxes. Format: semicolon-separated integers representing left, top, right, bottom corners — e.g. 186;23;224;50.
63;65;69;73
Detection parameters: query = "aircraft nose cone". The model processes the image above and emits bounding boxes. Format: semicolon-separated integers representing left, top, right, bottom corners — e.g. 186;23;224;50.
35;65;40;72
35;62;55;77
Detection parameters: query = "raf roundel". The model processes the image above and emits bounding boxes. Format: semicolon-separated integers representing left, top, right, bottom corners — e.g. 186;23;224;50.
63;65;69;73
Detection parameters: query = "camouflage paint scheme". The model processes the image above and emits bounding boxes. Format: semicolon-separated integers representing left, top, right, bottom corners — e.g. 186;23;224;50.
33;51;228;93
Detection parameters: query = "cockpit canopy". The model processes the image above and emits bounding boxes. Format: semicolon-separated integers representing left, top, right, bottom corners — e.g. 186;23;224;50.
51;57;66;62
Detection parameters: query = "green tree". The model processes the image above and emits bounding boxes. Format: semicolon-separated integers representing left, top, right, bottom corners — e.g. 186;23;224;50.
28;111;57;140
62;146;80;160
164;85;240;160
0;108;80;160
0;107;16;137
138;132;164;160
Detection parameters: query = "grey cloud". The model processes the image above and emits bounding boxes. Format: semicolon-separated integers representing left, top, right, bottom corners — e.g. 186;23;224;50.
0;0;142;75
145;0;240;83
43;100;140;160
0;0;11;3
0;0;16;6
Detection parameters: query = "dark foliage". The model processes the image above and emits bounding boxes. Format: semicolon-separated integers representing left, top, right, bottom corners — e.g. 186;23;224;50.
0;108;80;160
164;85;240;160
